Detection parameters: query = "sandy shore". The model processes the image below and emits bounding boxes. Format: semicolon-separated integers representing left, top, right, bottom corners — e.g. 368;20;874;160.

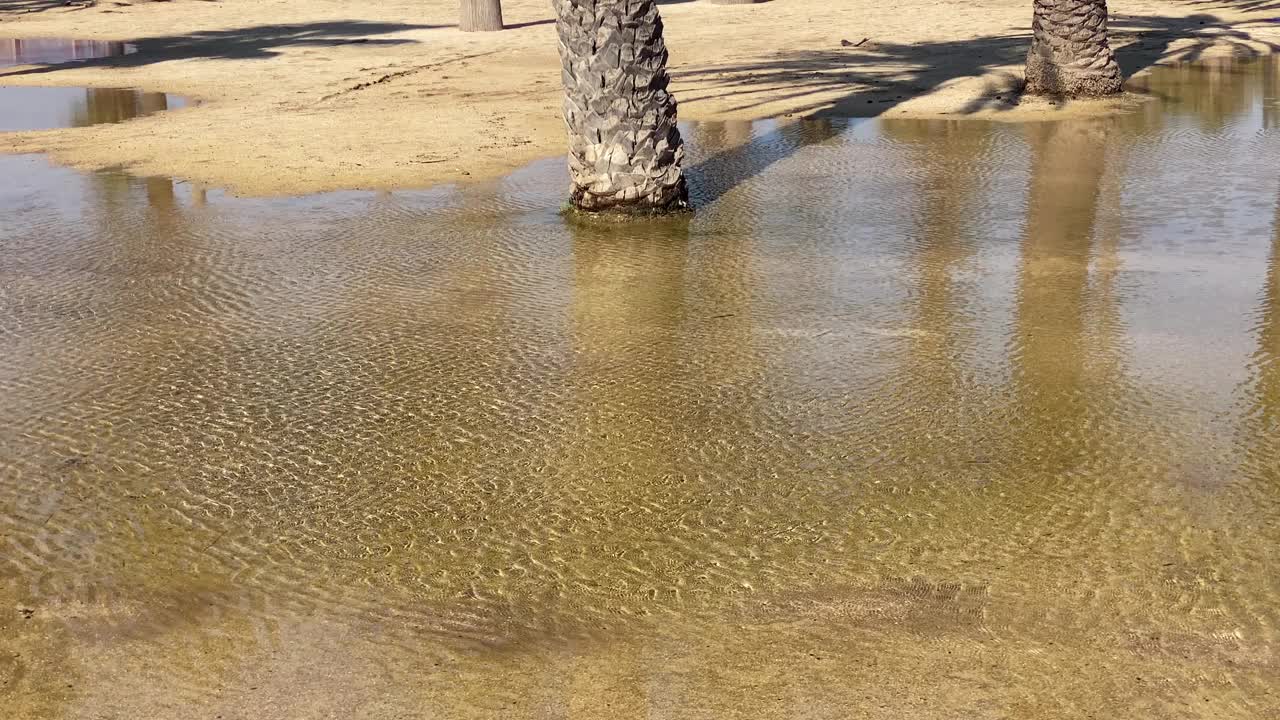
1;0;1279;196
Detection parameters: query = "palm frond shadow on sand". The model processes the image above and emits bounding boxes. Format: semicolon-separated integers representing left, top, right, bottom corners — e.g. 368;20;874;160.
0;20;436;77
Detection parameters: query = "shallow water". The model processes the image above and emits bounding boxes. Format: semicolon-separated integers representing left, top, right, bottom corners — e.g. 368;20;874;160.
0;85;186;131
1;56;1279;718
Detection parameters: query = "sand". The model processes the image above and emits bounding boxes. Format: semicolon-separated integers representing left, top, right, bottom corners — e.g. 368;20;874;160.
1;0;1279;196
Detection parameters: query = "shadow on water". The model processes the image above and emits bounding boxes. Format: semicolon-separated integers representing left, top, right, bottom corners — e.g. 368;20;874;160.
685;117;847;206
0;21;434;78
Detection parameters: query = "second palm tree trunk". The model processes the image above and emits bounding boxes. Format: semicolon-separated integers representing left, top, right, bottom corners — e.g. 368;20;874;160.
554;0;689;214
1025;0;1123;97
460;0;504;32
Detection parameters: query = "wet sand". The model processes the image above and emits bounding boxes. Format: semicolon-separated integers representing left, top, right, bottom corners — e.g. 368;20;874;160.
2;54;1279;719
0;0;1279;195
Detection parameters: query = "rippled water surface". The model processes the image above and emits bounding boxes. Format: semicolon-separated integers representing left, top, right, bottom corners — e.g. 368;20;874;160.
2;56;1279;718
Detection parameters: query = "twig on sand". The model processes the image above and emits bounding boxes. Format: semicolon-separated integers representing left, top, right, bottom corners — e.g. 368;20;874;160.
318;50;499;102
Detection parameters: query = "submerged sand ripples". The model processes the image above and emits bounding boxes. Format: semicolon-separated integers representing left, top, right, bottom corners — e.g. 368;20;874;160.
3;57;1280;719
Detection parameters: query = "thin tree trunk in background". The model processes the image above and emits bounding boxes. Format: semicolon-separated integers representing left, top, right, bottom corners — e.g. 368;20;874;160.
1025;0;1122;97
554;0;688;214
460;0;504;32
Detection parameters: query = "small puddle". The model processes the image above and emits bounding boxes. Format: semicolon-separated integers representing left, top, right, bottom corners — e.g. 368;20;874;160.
0;86;187;131
0;37;135;67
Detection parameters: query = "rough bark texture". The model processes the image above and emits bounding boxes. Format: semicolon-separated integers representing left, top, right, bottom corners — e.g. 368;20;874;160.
554;0;689;214
460;0;504;32
1025;0;1122;97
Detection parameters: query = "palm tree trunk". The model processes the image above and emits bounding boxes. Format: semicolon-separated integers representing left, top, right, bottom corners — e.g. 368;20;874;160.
554;0;689;215
460;0;504;32
1025;0;1122;98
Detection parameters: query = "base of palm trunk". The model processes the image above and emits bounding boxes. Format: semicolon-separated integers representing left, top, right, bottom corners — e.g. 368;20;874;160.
1024;51;1123;98
710;0;767;4
556;0;689;218
567;181;691;216
1024;0;1122;98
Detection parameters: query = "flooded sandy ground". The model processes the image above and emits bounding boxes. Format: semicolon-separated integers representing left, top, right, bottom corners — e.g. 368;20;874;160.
2;56;1279;718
